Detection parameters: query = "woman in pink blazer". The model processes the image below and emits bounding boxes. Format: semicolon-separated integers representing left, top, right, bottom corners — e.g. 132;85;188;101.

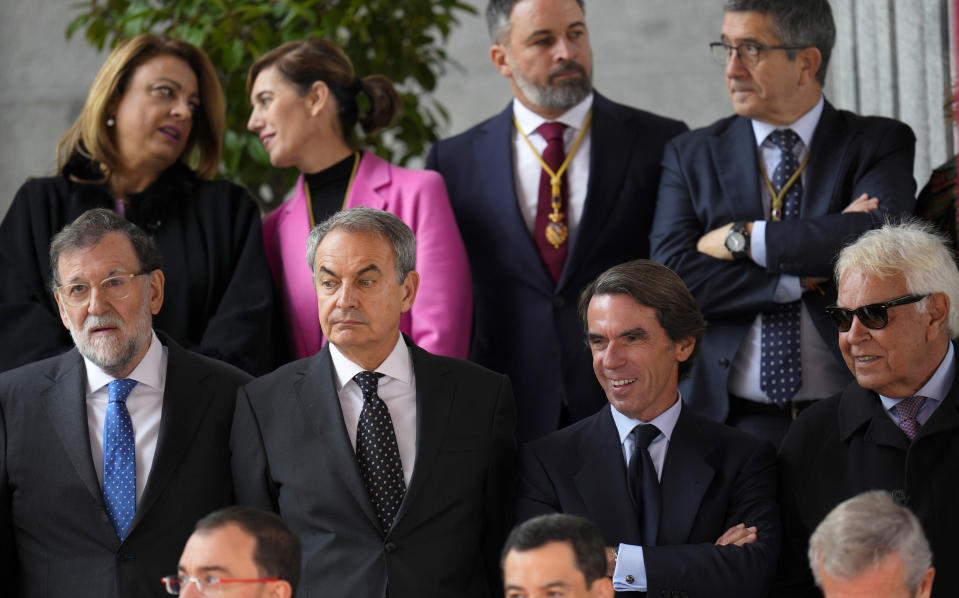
247;38;471;360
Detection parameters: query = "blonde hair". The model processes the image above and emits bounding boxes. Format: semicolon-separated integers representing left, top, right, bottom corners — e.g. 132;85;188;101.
57;33;225;181
835;219;959;337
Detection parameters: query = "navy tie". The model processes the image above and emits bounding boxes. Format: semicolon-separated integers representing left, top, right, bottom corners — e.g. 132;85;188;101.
104;378;137;539
760;129;803;406
354;371;406;534
627;424;661;546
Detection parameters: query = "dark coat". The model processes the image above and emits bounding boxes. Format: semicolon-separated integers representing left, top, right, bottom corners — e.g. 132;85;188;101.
0;331;251;598
0;158;277;374
231;336;517;598
426;92;688;442
650;100;916;421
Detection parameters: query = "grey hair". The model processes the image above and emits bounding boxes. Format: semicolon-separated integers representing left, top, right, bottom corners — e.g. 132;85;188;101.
486;0;586;43
834;219;959;338
49;208;162;290
305;207;416;283
809;490;932;593
724;0;835;85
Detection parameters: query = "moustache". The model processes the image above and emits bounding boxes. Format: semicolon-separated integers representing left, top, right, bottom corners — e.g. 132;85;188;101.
329;309;370;326
548;61;587;83
83;314;123;334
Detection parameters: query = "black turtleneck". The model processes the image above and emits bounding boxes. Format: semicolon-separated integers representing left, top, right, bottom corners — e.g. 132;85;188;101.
304;152;357;225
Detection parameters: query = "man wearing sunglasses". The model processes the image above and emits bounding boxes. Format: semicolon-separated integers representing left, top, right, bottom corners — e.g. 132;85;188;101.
0;208;251;598
650;0;916;446
777;222;959;597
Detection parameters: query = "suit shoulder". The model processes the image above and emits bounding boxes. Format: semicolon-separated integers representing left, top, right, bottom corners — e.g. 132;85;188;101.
178;348;253;387
682;406;776;456
597;95;688;136
668;113;742;148
0;352;72;396
831;107;915;138
525;408;605;452
431;111;504;154
421;350;510;385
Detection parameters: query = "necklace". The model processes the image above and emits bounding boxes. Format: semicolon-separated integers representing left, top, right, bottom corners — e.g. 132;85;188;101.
513;112;593;248
758;152;810;221
305;150;362;227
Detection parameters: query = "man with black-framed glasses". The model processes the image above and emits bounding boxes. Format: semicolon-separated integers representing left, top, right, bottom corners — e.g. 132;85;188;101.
0;208;251;598
777;221;959;597
650;0;917;447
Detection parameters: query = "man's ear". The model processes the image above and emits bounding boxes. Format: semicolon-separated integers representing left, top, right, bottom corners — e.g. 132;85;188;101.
490;43;513;78
797;46;823;86
925;292;950;341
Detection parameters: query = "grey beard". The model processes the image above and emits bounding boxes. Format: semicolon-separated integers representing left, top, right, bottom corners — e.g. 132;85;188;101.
514;61;593;112
70;312;151;378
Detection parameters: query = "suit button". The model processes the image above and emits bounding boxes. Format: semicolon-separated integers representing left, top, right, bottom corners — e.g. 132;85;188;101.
553;295;565;308
719;357;730;367
625;575;635;583
384;541;397;553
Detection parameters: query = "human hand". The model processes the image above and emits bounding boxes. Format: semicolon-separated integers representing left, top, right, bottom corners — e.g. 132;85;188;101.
842;193;879;214
697;223;736;260
606;546;618;576
714;523;758;547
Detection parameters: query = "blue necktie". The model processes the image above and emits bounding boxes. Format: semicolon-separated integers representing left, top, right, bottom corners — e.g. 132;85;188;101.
104;378;137;539
627;424;661;546
761;129;803;406
354;371;406;534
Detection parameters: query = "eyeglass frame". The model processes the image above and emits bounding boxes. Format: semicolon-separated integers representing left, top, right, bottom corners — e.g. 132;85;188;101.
160;574;281;595
709;41;808;68
54;271;151;308
824;294;929;332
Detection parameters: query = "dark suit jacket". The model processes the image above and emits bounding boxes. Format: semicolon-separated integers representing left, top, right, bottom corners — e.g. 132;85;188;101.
426;92;688;442
0;331;250;598
776;366;959;598
231;336;517;598
650;100;916;421
518;403;780;598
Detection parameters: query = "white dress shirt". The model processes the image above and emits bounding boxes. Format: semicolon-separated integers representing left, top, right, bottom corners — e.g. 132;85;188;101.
728;95;850;402
609;396;683;592
512;93;593;237
330;334;417;485
85;330;167;504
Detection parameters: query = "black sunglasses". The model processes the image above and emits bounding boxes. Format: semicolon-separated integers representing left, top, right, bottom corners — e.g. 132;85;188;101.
824;295;928;332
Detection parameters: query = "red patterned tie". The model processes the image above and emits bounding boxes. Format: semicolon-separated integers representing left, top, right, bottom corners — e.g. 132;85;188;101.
894;395;926;440
533;121;569;283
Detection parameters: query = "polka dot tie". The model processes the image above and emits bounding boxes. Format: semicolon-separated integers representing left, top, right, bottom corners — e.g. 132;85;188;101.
761;129;803;406
894;395;926;440
104;378;137;539
354;371;406;533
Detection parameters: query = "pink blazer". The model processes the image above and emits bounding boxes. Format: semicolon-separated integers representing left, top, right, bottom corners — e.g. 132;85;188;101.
263;151;472;360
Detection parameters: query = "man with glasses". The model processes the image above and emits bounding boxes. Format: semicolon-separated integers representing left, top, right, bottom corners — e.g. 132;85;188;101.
777;221;959;597
0;208;250;598
650;0;916;445
166;506;300;597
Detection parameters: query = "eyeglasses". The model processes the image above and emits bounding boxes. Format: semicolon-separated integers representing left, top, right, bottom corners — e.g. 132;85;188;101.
824;295;928;332
709;42;807;68
55;272;148;308
160;575;280;595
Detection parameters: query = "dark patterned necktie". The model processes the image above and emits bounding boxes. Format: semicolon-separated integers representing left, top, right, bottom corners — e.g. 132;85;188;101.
534;121;569;283
354;371;406;533
760;129;803;406
104;378;137;539
894;395;926;440
627;424;661;546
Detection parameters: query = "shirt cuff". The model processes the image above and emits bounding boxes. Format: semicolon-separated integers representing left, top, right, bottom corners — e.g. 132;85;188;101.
612;543;647;592
749;220;767;267
775;275;802;303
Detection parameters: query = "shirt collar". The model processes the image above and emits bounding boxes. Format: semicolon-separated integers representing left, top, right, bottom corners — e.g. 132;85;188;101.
512;92;594;138
329;333;413;390
751;94;825;149
880;342;955;409
610;392;683;446
84;330;165;394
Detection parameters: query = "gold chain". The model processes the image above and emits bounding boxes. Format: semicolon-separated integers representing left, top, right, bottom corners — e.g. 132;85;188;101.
306;150;362;227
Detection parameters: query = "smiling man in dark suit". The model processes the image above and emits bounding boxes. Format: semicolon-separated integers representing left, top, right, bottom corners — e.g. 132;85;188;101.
517;260;780;597
231;207;516;598
650;0;916;445
426;0;688;443
0;208;249;598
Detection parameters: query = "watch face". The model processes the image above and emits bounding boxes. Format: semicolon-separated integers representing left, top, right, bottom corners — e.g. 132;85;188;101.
726;232;746;252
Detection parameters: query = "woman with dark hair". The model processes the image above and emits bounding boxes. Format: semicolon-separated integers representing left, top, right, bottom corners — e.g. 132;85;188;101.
0;33;276;374
247;38;471;360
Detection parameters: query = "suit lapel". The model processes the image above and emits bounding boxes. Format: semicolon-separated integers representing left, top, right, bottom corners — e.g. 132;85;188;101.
394;340;454;528
838;384;910;451
572;407;641;544
802;101;846;218
39;350;102;505
658;406;715;545
294;346;381;530
132;338;213;529
711;117;764;220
